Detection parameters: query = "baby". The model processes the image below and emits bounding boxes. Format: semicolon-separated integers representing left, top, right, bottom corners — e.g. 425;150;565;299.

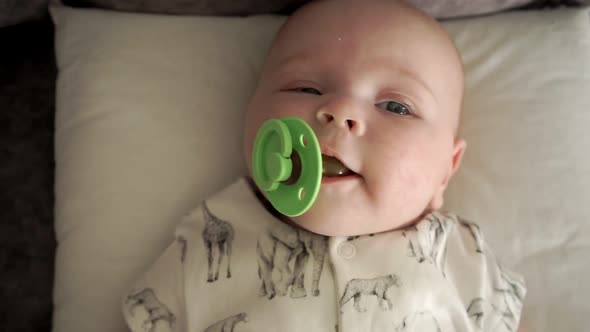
122;0;526;331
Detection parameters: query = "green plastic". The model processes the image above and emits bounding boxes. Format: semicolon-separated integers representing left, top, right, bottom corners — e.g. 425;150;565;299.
252;117;322;217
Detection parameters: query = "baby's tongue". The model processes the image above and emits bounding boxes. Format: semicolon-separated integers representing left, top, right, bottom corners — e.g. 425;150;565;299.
322;155;354;177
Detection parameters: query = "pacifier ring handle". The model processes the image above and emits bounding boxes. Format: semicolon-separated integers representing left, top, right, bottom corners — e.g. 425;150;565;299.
251;117;322;217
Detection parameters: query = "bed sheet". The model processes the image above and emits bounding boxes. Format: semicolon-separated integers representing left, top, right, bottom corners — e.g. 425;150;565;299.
52;6;590;332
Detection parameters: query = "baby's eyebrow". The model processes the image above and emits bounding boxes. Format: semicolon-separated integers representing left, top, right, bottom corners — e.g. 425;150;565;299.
402;74;435;105
370;58;436;105
398;75;436;110
268;51;317;74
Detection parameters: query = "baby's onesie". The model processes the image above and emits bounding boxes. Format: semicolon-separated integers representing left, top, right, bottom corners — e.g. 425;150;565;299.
122;177;525;332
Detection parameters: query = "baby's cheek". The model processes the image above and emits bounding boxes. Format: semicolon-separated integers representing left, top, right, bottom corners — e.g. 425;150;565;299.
373;151;434;204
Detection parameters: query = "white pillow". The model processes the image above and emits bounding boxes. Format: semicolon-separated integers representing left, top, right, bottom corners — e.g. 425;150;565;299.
51;6;590;332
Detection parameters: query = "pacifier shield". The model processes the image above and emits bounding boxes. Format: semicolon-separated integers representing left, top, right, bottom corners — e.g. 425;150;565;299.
252;117;321;217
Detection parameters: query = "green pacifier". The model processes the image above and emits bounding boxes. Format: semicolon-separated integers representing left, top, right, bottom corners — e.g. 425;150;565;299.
252;117;322;217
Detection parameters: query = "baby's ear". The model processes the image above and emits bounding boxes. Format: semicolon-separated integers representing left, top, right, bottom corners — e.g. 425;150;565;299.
448;138;466;180
439;138;467;189
429;138;466;210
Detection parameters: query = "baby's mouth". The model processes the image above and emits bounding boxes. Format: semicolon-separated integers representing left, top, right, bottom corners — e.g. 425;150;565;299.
322;155;356;177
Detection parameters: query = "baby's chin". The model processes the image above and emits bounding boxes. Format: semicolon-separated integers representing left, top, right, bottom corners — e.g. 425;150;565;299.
291;209;386;237
290;202;431;237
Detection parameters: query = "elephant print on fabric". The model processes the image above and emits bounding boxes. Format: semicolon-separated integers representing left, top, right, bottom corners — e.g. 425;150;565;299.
402;213;454;275
494;264;526;331
346;234;374;241
457;217;484;254
257;220;328;299
339;274;401;313
125;288;175;332
204;312;248;332
201;201;234;283
394;311;441;332
467;298;511;331
467;263;525;331
176;235;187;263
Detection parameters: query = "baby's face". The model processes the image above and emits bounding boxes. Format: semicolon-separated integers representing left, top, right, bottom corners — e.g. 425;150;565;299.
244;0;466;236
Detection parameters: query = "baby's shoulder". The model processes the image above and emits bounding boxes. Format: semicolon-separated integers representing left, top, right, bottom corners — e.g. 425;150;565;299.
172;178;272;242
411;210;484;234
440;211;485;244
412;211;488;255
424;210;481;229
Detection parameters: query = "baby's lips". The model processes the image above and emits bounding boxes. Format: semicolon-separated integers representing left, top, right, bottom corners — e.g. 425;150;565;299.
320;144;358;175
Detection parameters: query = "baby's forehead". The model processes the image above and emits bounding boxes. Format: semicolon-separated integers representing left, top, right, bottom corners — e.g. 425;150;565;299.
268;1;451;62
278;1;437;36
266;17;455;83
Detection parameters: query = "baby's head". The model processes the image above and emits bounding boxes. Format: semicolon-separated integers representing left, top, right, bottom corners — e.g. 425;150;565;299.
244;0;466;236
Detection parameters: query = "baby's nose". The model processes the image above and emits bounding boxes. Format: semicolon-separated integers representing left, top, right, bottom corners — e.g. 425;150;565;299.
316;112;356;129
316;98;365;136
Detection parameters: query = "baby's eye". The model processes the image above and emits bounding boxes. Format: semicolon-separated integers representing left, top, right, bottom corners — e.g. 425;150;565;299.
376;101;412;116
293;87;322;95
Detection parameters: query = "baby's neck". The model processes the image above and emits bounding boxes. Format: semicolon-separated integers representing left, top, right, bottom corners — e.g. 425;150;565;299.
244;176;433;236
245;176;302;228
